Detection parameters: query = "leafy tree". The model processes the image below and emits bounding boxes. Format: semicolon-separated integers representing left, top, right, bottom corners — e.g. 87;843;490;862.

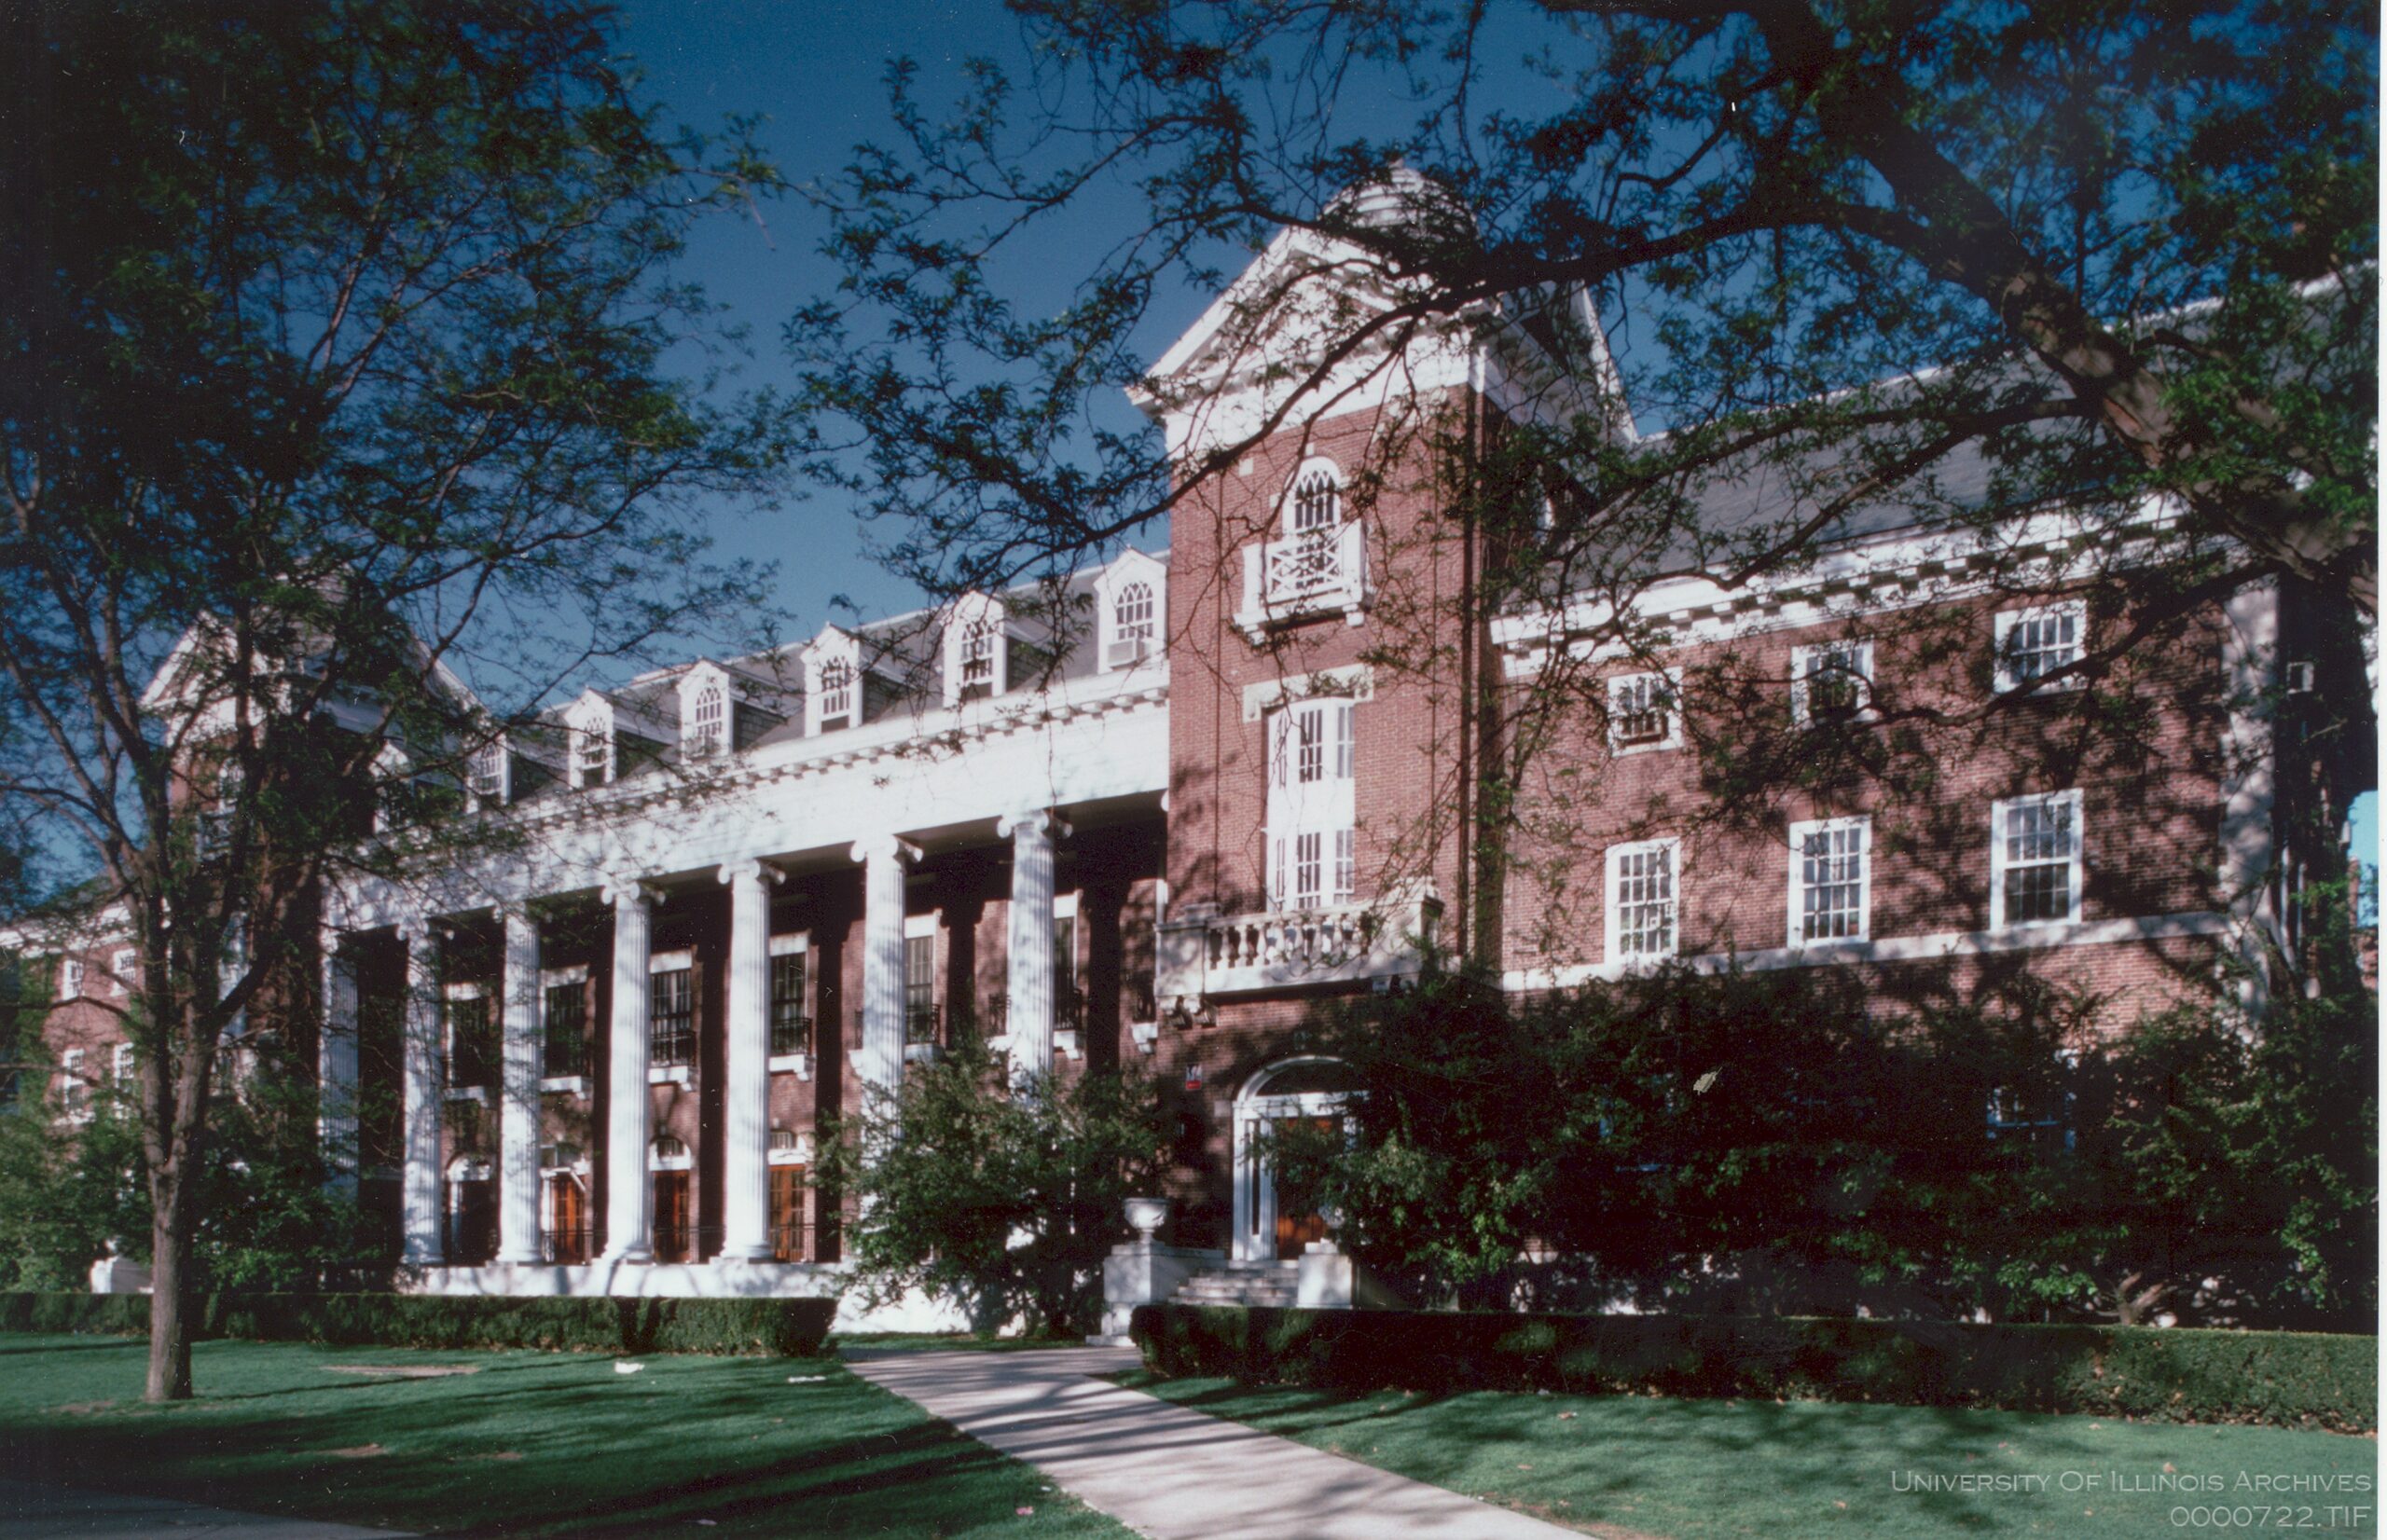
1284;961;2374;1325
827;1038;1172;1337
1;1;781;1399
791;1;2373;973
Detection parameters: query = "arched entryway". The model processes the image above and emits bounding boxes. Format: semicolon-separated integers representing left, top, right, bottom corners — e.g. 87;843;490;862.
1232;1057;1359;1262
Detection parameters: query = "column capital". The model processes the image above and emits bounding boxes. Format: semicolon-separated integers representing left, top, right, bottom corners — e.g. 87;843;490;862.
997;808;1070;842
849;832;923;867
718;858;786;888
600;876;665;911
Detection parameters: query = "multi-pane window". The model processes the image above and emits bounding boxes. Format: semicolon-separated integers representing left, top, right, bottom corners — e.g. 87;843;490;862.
1994;601;2086;693
649;966;696;1068
687;685;726;757
58;1049;87;1121
1792;641;1873;724
574;724;611;788
112;1041;134;1089
1052;914;1080;1026
110;949;135;997
1607;840;1679;960
468;741;506;805
904;934;938;1043
445;990;497;1088
769;951;809;1056
59;957;83;997
1290;469;1341;532
816;657;855;729
959;619;998;696
1788;817;1870;944
1991;791;2083;927
1607;671;1679;751
543;978;587;1079
1114;583;1154;645
1268;699;1358;910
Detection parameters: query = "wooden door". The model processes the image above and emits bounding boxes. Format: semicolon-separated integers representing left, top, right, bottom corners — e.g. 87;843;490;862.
770;1165;806;1261
1272;1115;1339;1260
451;1180;497;1264
654;1171;692;1262
549;1175;587;1264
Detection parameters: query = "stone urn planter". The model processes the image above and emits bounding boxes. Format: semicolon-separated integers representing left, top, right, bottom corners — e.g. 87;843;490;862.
1123;1196;1170;1243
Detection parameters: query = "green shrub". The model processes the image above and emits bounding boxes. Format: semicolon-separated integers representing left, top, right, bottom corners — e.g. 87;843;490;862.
1129;1304;2376;1434
0;1291;835;1357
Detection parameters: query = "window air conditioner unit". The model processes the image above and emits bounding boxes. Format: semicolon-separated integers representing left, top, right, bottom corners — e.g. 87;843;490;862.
1106;637;1152;668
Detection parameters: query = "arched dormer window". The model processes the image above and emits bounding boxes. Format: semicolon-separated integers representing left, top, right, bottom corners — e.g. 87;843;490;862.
561;691;618;789
1094;549;1167;672
942;592;1008;706
688;682;725;757
466;735;508;810
805;628;863;736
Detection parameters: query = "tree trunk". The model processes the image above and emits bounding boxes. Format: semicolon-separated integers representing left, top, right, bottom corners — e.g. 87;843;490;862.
145;1167;195;1402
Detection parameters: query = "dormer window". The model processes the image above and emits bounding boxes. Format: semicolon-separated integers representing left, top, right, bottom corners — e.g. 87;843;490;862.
574;722;611;787
689;683;725;756
466;736;508;809
942;593;1009;706
1094;549;1168;672
806;628;863;735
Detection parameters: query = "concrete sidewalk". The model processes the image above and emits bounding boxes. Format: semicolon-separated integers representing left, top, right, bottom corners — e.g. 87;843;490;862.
845;1346;1580;1540
0;1481;409;1539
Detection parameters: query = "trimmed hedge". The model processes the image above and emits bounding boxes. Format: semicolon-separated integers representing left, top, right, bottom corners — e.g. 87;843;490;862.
1130;1304;2376;1435
0;1291;835;1358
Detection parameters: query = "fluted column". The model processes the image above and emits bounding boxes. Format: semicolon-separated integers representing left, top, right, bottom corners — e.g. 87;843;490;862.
719;859;779;1261
849;834;919;1102
600;881;655;1263
398;921;444;1266
318;931;360;1193
999;809;1066;1087
497;907;544;1264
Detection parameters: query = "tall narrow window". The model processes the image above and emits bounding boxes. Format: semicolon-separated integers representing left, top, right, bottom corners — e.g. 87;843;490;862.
1114;583;1154;647
650;1137;692;1263
649;966;696;1068
112;1041;135;1089
1607;840;1679;960
904;934;937;1043
1991;791;2083;927
1788;817;1870;944
575;724;612;788
959;618;998;697
543;977;588;1079
1266;699;1358;910
59;957;83;998
688;684;726;757
816;658;854;730
445;989;497;1088
58;1049;88;1122
468;740;507;805
1052;914;1080;1027
769;950;809;1056
1290;470;1341;532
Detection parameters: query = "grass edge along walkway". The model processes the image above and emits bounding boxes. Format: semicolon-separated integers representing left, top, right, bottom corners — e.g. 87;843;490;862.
1116;1369;2381;1540
0;1333;1136;1539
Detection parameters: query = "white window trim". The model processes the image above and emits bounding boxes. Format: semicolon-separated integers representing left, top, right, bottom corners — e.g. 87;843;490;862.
59;957;83;998
768;932;809;957
1786;816;1872;947
564;695;616;790
648;1137;692;1173
1789;640;1877;727
59;1048;90;1123
678;662;733;760
112;1041;135;1085
1605;836;1682;962
1095;551;1166;672
768;932;811;1077
1282;456;1345;534
1607;667;1684;755
109;949;135;998
1989;789;2086;930
767;1130;813;1166
1993;600;2088;694
943;591;1008;707
805;628;863;735
1265;697;1359;911
466;733;510;811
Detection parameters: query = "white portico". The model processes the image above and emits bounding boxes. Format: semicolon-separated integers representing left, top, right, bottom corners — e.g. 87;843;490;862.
330;661;1169;1302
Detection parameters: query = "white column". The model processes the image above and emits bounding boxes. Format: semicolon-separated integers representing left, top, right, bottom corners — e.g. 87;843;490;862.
496;906;544;1264
999;809;1065;1086
719;859;778;1261
600;881;655;1263
318;931;359;1193
2220;579;2281;1011
849;834;918;1100
398;922;444;1266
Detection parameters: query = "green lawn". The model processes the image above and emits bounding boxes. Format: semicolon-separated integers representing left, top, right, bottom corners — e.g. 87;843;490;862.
0;1333;1134;1538
1120;1372;2380;1539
